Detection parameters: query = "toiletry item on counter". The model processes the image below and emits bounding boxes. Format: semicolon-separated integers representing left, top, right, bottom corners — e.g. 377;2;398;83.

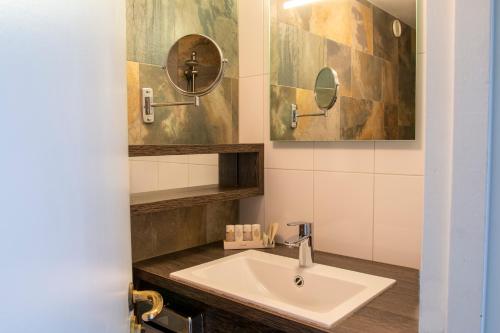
225;225;235;242
223;224;275;250
235;225;243;241
267;223;279;246
271;223;279;242
243;224;252;241
252;224;261;241
262;233;269;247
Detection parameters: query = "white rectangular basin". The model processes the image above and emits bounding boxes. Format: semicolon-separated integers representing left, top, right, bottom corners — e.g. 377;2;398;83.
170;250;395;329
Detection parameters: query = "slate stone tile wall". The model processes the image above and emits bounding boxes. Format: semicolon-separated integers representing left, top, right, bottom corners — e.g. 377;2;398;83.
131;201;239;262
127;0;239;145
270;0;416;141
126;1;240;262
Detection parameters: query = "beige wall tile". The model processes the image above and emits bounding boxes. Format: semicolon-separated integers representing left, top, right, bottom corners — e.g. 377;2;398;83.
314;171;374;260
157;155;189;163
129;160;158;193
265;141;315;170
129;156;158;162
158;162;189;190
239;76;265;143
374;140;424;175
265;169;314;243
239;0;265;77
373;174;423;269
314;141;374;173
189;164;218;186
264;0;272;74
188;154;219;166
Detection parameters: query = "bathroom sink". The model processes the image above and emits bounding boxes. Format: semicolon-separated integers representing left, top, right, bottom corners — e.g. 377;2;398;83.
170;250;395;328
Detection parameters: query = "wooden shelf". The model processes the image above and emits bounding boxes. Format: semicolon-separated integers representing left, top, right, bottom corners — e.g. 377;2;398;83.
129;144;263;157
130;185;261;215
129;144;264;215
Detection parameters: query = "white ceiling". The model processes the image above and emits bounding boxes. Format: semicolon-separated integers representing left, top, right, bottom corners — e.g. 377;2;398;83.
368;0;416;28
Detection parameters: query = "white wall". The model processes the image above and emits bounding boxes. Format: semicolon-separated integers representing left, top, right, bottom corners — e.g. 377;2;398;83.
418;0;454;331
0;1;131;332
239;0;425;269
419;0;493;332
484;0;500;331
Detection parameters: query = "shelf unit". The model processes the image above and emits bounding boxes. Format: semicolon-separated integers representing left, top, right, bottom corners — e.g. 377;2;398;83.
129;144;264;215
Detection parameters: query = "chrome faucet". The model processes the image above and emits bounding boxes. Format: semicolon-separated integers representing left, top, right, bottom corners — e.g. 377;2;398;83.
284;222;314;267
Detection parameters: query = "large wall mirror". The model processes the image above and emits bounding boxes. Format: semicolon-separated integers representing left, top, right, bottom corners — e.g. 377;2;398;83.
270;0;417;141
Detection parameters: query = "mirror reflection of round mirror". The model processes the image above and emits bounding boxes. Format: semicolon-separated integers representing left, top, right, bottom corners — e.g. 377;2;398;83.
314;67;340;111
165;34;227;97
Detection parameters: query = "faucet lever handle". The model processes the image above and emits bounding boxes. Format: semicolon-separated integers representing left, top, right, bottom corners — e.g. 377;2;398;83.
286;221;312;227
286;222;312;237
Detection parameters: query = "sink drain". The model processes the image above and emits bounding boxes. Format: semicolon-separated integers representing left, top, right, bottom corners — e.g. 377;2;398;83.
294;275;305;287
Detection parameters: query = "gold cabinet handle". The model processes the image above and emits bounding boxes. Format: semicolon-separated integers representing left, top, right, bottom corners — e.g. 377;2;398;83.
130;314;142;333
132;290;164;321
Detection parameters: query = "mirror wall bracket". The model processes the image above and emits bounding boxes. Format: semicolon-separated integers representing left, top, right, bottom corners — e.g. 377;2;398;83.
141;87;200;124
290;104;327;129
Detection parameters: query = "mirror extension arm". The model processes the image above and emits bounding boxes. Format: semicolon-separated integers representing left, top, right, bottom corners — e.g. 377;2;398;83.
141;88;200;124
290;103;327;129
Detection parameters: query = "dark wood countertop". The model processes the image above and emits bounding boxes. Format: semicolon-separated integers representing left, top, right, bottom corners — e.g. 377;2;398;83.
133;242;419;333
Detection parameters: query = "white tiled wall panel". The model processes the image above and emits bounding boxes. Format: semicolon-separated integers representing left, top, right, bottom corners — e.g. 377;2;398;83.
264;169;314;243
374;141;425;175
239;75;265;143
188;164;218;187
158;163;189;190
129;160;158;193
157;155;189;163
373;174;424;269
238;0;265;77
129;154;219;193
188;154;218;166
314;142;375;173
265;141;315;170
314;171;374;260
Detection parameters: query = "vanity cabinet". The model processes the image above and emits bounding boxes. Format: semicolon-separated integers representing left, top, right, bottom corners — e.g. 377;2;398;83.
133;243;419;333
135;279;285;333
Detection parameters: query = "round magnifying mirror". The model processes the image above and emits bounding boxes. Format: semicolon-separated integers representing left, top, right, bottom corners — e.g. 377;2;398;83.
314;67;340;112
165;34;227;97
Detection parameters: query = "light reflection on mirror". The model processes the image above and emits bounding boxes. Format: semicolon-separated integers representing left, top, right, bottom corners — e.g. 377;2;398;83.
283;0;324;9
